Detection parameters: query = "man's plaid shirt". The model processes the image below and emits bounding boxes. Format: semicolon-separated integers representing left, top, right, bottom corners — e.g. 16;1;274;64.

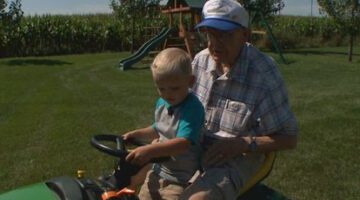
192;43;298;139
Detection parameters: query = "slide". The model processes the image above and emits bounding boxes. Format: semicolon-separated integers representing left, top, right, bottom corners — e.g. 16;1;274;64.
120;27;173;70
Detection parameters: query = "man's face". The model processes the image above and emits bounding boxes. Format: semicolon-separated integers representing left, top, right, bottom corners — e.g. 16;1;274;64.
204;27;249;66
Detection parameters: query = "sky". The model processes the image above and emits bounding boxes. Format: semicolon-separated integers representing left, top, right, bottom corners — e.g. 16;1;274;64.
19;0;321;17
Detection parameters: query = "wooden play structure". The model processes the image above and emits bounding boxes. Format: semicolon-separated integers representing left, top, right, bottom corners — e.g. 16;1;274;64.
161;0;207;58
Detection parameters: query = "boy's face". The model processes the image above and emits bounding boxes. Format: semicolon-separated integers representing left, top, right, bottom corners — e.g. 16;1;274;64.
154;74;195;106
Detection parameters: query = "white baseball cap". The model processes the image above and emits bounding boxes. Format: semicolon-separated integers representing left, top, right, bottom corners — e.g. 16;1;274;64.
195;0;249;31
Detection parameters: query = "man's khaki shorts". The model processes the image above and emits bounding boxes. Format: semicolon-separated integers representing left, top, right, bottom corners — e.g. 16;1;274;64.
179;167;243;200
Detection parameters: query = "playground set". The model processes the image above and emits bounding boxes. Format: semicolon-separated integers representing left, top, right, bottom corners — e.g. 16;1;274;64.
119;0;206;70
119;0;286;70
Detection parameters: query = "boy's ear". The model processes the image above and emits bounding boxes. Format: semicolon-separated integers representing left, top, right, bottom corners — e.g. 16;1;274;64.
189;75;196;87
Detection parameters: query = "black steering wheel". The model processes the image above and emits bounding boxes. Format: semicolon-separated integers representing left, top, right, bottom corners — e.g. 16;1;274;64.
90;134;132;158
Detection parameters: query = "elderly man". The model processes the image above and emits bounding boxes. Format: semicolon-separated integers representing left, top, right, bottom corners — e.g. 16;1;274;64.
180;0;299;199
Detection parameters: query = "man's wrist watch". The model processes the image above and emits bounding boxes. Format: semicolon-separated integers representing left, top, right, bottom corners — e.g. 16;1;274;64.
249;136;257;152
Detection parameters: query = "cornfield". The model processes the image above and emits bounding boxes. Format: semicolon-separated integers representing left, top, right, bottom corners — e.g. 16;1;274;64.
0;14;353;58
0;13;167;57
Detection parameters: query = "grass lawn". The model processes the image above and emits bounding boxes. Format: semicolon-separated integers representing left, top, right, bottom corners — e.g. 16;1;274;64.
0;47;359;199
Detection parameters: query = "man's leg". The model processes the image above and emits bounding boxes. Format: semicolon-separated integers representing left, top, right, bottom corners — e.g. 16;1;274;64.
180;167;242;200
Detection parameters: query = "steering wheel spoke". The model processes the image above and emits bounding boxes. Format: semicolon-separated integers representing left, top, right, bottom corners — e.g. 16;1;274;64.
91;134;128;158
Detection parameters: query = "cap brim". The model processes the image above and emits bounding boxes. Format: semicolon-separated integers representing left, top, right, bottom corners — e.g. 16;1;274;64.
195;18;242;31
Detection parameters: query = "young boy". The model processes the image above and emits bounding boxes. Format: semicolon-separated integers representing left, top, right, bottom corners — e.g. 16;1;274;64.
122;48;205;200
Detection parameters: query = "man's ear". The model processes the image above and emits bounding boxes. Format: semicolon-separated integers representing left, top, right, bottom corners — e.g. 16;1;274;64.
244;28;251;42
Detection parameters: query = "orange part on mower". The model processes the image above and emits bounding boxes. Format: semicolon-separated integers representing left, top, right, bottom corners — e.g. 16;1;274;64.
101;188;136;200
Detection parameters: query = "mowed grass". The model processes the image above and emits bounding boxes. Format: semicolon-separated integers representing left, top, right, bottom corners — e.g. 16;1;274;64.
0;52;157;192
267;47;360;199
0;47;359;199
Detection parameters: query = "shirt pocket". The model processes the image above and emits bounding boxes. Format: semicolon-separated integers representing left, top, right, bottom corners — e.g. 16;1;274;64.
220;100;252;135
204;106;220;133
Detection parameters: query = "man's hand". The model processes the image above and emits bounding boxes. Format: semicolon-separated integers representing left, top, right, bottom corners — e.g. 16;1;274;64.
203;137;249;166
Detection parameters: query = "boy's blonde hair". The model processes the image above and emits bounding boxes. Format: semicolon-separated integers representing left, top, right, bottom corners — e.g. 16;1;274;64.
151;48;192;79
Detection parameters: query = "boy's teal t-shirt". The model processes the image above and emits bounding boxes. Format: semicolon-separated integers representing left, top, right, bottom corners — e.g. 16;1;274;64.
151;92;205;184
152;93;205;145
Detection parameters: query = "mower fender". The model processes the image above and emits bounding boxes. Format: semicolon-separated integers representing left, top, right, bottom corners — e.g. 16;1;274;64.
0;182;60;200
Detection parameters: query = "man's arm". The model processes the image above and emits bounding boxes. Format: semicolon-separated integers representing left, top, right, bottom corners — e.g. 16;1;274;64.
251;134;297;152
204;134;297;166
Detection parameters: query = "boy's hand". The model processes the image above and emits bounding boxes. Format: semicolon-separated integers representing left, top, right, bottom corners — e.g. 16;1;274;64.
122;130;138;141
126;145;152;166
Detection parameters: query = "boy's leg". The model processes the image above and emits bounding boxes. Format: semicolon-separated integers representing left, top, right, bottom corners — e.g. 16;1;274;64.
128;164;151;190
160;182;187;200
139;170;187;200
138;170;160;200
128;139;159;190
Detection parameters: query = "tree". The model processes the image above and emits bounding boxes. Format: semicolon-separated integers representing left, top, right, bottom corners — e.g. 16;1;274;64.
0;0;8;48
0;0;23;27
318;0;360;62
0;0;23;55
110;0;161;53
240;0;285;25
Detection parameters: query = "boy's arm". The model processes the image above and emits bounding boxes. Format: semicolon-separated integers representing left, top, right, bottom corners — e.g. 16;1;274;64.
145;137;191;157
122;126;159;143
125;138;191;166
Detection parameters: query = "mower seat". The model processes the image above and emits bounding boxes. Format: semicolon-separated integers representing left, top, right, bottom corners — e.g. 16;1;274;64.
238;152;276;197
